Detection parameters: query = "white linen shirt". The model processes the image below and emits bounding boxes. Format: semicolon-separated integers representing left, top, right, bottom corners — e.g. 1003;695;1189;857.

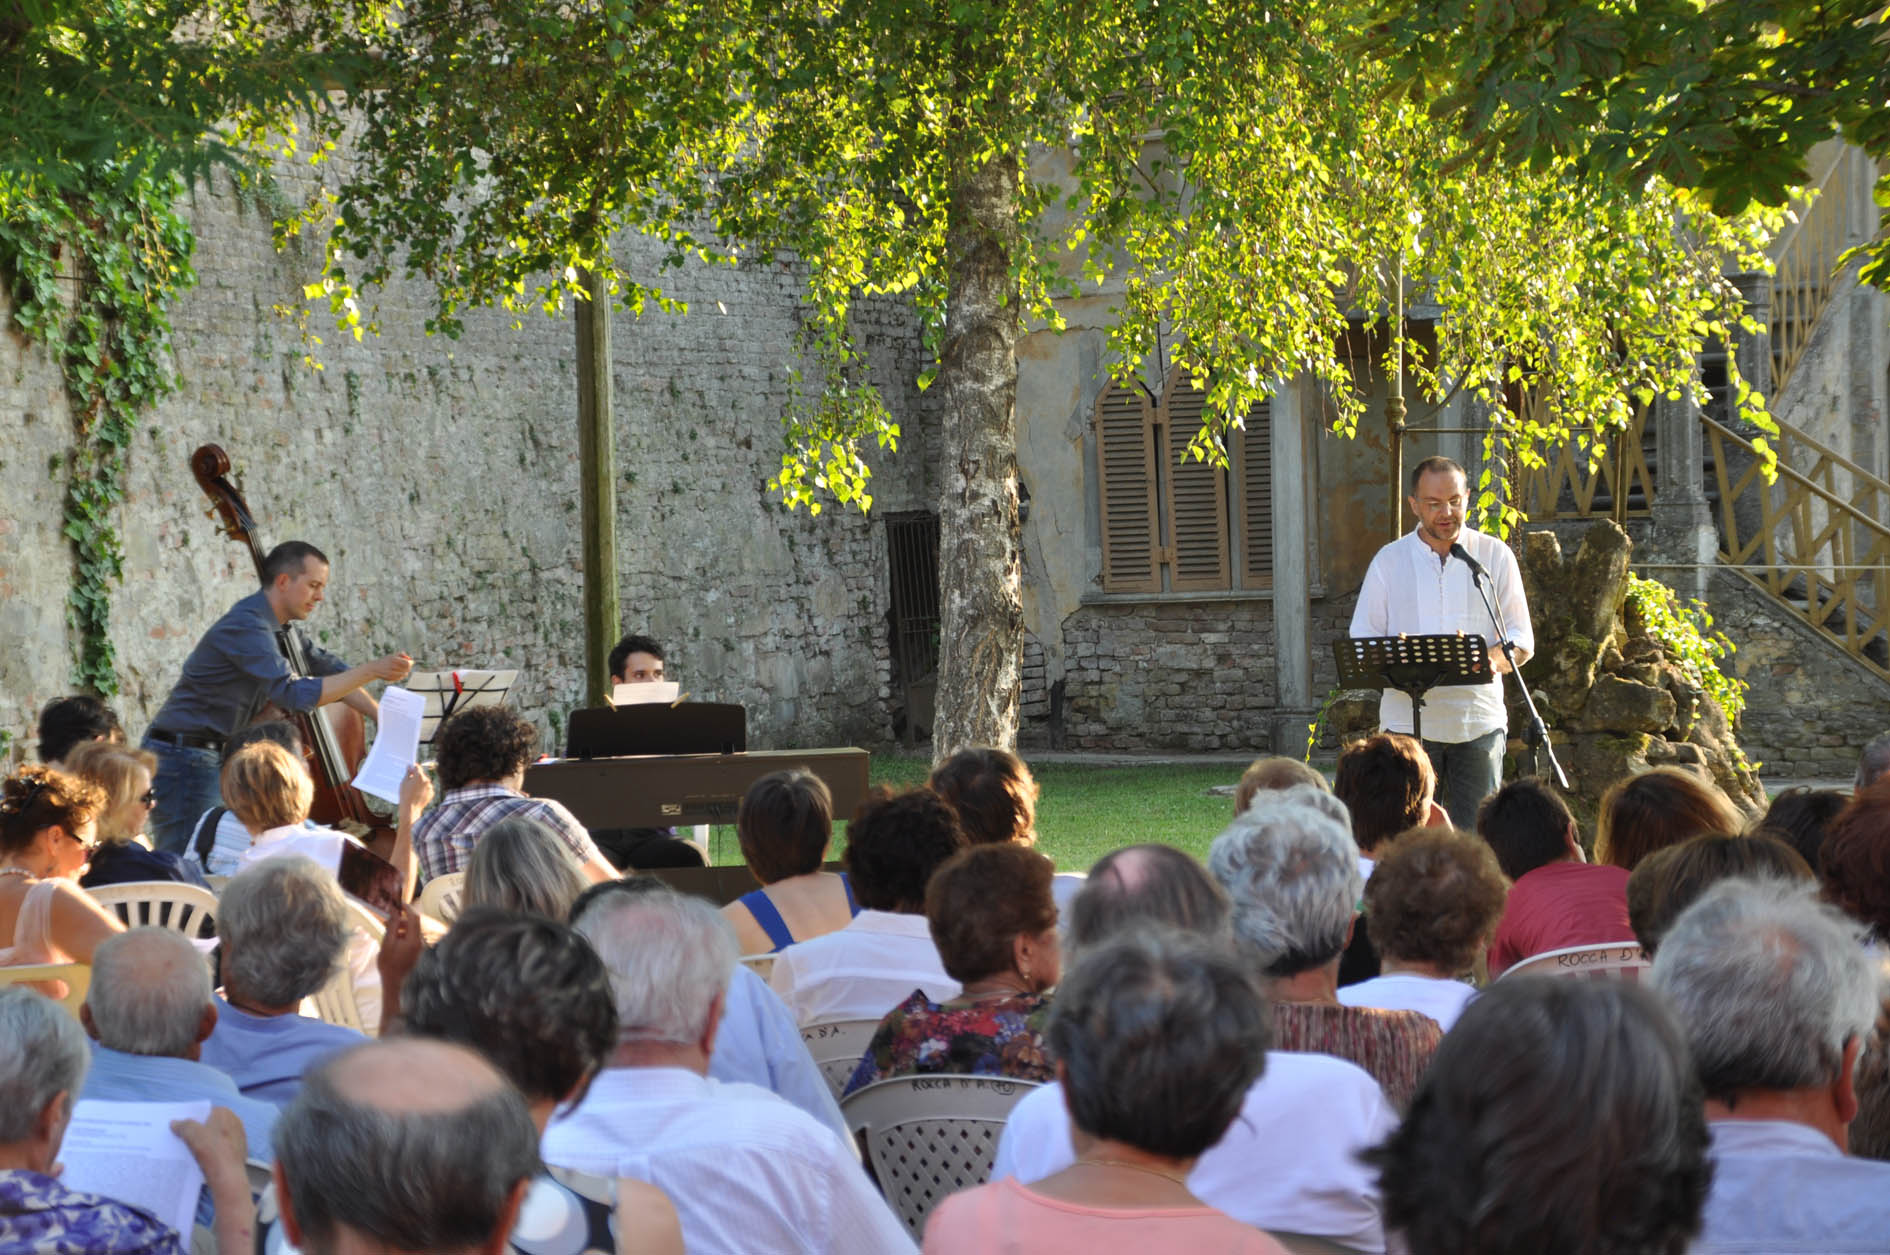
540;1066;915;1255
1695;1119;1890;1253
1337;971;1478;1033
1349;525;1534;744
768;909;959;1025
990;1051;1397;1253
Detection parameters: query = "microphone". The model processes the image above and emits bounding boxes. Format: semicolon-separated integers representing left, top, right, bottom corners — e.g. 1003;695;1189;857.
1449;542;1488;580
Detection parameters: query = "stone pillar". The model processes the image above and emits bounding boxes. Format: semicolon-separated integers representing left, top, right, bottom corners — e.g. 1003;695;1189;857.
1271;376;1314;753
1727;271;1774;416
1646;387;1718;602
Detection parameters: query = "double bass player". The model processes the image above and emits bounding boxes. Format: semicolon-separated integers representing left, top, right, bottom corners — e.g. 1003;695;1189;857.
141;540;412;854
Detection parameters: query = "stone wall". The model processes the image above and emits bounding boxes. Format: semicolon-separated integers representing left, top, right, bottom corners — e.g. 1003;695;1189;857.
0;174;935;762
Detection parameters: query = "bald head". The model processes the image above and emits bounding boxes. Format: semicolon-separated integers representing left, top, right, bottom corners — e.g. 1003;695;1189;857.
85;927;214;1057
275;1039;540;1255
1068;844;1231;951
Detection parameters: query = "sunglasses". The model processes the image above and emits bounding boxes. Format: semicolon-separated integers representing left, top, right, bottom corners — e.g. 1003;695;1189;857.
137;789;157;806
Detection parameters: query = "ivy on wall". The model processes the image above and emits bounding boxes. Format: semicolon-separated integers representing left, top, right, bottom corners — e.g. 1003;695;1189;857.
0;165;195;694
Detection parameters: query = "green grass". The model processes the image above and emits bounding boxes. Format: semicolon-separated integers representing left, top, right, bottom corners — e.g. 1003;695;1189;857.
701;754;1250;871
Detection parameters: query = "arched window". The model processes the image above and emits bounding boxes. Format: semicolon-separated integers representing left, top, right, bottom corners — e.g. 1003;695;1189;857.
1094;370;1273;594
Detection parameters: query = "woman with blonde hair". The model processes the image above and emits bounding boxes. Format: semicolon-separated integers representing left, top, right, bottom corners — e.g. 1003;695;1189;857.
0;765;123;982
1594;767;1745;872
64;741;209;890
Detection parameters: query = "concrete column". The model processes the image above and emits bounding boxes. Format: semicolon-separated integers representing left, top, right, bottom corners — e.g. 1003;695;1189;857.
1271;376;1313;752
1728;271;1774;415
1647;387;1717;602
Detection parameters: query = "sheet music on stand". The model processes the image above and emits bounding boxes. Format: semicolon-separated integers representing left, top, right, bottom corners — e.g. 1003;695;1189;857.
1333;634;1491;745
405;670;518;746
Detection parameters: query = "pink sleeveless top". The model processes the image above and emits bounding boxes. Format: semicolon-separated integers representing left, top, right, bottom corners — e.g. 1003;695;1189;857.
0;879;74;995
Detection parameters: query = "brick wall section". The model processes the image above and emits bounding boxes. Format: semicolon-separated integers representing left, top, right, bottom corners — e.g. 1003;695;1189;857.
0;174;935;760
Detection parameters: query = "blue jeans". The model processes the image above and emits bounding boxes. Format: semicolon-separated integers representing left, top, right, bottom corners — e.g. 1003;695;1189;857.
1422;727;1506;830
143;737;224;856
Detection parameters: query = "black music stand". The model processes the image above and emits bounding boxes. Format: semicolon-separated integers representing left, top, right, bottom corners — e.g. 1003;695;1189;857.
564;703;748;760
1333;635;1492;744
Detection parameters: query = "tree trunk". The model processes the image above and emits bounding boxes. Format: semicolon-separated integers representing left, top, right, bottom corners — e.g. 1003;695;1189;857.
931;152;1024;762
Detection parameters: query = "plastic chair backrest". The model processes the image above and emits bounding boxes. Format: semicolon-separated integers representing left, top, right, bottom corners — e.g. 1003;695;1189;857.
840;1074;1042;1238
0;962;91;1016
87;881;219;937
737;953;776;983
416;872;465;925
302;897;387;1036
799;1017;882;1099
1500;941;1649;981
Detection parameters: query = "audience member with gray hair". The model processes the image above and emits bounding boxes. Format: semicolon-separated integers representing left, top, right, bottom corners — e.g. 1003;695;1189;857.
1650;877;1890;1251
200;856;364;1109
1856;731;1890;794
462;814;590;921
544;882;914;1253
0;986;255;1254
79;928;280;1170
928;931;1287;1253
1208;784;1442;1110
271;1038;540;1255
994;842;1398;1252
1368;978;1710;1255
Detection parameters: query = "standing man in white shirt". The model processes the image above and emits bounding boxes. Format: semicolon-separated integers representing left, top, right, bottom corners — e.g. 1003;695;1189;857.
1349;457;1534;828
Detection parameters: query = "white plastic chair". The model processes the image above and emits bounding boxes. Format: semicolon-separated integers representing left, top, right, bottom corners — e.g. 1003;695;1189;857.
88;881;218;937
416;872;465;924
800;1018;882;1099
840;1074;1042;1238
302;898;386;1036
1500;941;1649;981
0;962;91;1016
737;952;776;984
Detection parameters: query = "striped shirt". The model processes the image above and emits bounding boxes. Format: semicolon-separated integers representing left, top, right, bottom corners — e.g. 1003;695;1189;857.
414;783;604;882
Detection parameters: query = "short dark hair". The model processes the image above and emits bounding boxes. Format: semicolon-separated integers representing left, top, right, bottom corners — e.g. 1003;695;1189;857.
736;770;833;883
1815;775;1890;937
928;747;1038;846
1050;929;1270;1159
1366;979;1711;1255
607;633;665;681
36;696;122;764
841;787;967;913
925;844;1058;983
1408;455;1467;494
1626;833;1813;956
274;1042;540;1254
0;765;106;859
1476;776;1577;880
262;540;328;586
1069;844;1231;951
1363;828;1510;974
434;707;539;790
401;908;618;1106
1595;768;1744;872
1335;734;1434;855
222;719;304;766
1754;786;1847;874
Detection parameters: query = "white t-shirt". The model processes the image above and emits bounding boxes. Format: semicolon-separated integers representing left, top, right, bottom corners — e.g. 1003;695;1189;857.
1338;971;1478;1034
768;910;959;1025
991;1051;1396;1253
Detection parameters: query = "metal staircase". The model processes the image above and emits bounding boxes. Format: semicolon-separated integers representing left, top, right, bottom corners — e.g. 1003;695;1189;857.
1517;145;1890;680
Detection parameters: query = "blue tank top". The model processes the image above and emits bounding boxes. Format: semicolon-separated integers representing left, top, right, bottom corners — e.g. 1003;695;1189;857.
738;874;860;952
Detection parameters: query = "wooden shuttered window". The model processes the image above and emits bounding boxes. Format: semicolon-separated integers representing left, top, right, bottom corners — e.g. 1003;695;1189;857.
1093;375;1274;594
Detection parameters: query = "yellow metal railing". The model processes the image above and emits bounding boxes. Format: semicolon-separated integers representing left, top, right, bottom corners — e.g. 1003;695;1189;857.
1702;413;1890;680
1517;398;1653;523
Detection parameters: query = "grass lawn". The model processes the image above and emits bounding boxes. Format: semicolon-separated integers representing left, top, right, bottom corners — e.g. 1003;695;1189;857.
700;754;1253;872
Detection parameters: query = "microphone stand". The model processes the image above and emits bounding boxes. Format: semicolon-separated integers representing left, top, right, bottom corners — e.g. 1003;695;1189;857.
1456;545;1569;789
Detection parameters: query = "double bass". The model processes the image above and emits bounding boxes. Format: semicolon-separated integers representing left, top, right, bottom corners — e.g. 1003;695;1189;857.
190;444;396;847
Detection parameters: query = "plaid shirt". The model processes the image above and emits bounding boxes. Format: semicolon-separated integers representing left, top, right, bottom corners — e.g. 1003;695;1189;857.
414;783;604;882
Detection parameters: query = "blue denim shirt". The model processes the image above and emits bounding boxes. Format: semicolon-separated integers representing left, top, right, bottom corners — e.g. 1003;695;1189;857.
1697;1119;1890;1252
147;591;348;738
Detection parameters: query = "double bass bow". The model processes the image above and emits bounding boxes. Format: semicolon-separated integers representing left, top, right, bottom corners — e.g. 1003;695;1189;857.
190;444;395;846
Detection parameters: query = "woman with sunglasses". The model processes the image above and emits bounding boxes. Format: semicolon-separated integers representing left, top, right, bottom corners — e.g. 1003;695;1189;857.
64;741;212;890
0;765;123;988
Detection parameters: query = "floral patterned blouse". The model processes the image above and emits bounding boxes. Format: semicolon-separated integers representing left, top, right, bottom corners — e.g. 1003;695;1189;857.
0;1170;183;1255
842;988;1055;1097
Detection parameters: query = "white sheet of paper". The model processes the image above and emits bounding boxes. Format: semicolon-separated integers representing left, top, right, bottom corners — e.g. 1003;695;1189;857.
351;685;427;805
60;1098;213;1239
611;681;680;706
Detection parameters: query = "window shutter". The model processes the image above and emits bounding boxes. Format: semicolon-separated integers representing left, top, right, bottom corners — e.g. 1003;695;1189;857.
1094;383;1160;592
1236;400;1274;589
1162;383;1231;591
